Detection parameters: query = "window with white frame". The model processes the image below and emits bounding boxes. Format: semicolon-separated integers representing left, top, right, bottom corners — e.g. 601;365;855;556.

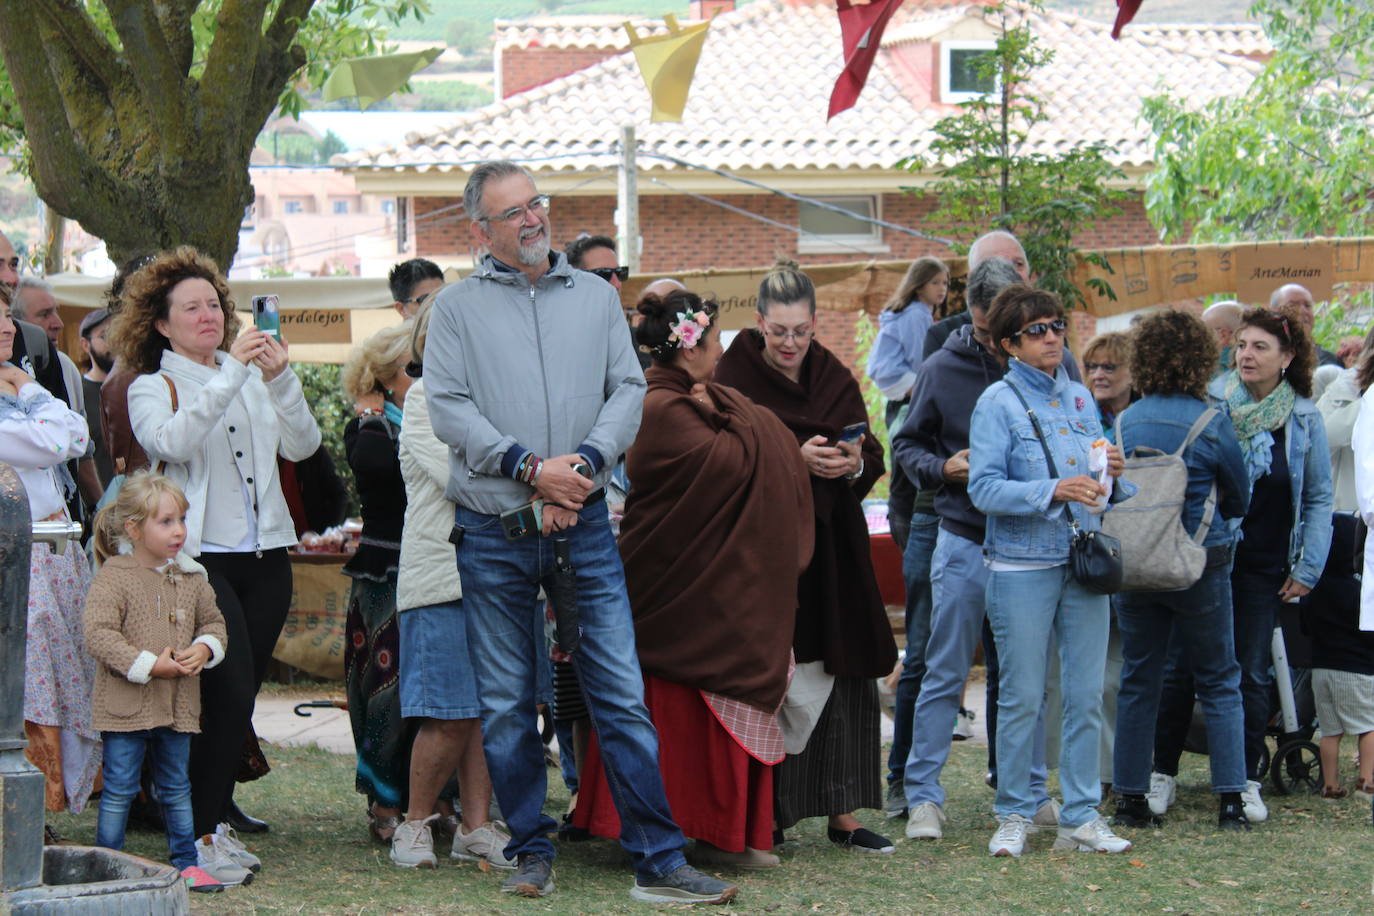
797;196;887;254
941;39;997;103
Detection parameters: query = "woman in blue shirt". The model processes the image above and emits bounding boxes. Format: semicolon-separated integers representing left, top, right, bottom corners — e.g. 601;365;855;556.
1109;311;1251;831
968;285;1130;858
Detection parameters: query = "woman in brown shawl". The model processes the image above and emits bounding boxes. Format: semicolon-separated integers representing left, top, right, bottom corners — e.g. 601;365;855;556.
573;289;813;870
714;262;899;854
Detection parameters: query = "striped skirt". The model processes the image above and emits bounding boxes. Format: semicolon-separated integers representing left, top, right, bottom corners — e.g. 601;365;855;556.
773;675;883;828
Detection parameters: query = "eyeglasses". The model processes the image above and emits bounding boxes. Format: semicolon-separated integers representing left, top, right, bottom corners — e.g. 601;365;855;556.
1084;361;1118;373
485;195;550;225
399;292;432;308
588;266;629;283
763;325;814;343
1010;318;1066;342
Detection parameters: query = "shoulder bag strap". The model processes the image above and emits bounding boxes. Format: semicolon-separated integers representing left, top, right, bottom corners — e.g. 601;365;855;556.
1178;407;1220;545
154;374;180;475
1004;379;1082;529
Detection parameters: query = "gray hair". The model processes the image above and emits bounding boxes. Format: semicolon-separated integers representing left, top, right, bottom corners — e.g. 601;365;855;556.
968;230;1024;272
966;257;1022;312
463;160;534;221
9;276;53;320
1201;300;1243;330
1269;283;1313;308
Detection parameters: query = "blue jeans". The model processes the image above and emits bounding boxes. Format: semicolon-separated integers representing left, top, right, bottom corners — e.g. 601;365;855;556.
888;512;938;787
455;502;685;877
987;566;1108;827
97;728;196;870
905;529;1047;809
1114;563;1246;795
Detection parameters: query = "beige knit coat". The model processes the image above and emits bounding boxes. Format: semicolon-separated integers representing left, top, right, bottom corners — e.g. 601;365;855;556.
83;555;228;733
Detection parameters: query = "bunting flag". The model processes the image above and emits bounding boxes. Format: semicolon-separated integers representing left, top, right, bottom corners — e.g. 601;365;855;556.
1111;0;1145;40
321;48;444;111
828;0;906;121
625;14;714;123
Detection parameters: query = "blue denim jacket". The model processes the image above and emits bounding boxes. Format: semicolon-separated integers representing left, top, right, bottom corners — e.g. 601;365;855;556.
1205;375;1334;587
969;358;1134;564
1115;393;1250;549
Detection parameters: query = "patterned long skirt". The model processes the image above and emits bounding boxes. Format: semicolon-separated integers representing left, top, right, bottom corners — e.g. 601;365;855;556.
344;574;411;809
772;675;884;828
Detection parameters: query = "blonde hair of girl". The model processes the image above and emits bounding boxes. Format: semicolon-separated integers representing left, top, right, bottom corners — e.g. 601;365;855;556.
92;472;190;564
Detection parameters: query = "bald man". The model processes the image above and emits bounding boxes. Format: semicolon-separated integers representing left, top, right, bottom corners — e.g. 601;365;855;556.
0;229;18;286
1202;300;1243;377
1270;284;1340;366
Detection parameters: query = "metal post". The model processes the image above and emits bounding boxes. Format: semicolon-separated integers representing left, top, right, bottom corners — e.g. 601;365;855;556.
0;462;43;893
616;124;640;274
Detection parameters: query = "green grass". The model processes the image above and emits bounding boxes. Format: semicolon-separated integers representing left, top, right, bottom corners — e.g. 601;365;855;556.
48;733;1374;914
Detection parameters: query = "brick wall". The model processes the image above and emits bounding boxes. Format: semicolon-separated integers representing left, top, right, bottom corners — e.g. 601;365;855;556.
415;190;1163;377
500;47;619;98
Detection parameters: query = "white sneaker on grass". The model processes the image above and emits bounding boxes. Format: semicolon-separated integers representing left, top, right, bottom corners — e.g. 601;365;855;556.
988;814;1031;857
905;801;946;840
952;707;976;741
1241;779;1268;823
1052;816;1132;853
210;824;260;872
1146;772;1176;816
195;835;253;886
452;821;517;869
390;814;439;868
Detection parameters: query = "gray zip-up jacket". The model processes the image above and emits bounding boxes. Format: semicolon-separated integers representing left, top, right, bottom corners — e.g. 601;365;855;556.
424;251;646;515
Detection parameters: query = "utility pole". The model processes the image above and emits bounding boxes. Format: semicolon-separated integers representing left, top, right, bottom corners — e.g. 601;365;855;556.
616;124;640;274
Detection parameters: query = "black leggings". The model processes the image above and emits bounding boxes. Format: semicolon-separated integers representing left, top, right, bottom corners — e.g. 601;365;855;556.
191;549;292;835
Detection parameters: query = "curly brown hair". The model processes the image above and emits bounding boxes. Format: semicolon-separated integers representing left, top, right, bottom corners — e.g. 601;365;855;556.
1237;307;1315;399
1129;310;1216;401
109;247;239;375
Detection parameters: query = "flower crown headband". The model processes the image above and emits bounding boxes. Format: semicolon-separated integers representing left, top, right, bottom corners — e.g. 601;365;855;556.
641;305;716;357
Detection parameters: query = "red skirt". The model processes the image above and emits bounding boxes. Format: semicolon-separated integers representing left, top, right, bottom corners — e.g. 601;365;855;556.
572;675;774;852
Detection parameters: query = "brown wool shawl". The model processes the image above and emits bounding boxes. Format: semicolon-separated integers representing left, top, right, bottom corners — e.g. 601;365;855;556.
620;364;814;711
713;331;897;678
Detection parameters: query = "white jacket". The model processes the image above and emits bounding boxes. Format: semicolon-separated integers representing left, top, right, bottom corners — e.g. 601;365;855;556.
397;378;462;611
1317;366;1360;514
128;349;321;556
1351;386;1374;631
0;381;89;519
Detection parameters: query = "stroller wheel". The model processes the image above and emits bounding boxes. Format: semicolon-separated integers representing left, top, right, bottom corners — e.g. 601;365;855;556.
1255;742;1270;782
1270;740;1322;796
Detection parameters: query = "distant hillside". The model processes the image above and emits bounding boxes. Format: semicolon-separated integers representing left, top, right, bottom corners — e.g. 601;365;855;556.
1049;0;1256;24
388;0;740;40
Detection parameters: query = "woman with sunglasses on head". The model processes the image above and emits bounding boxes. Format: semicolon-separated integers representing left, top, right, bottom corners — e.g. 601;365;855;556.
714;261;898;854
967;285;1132;857
1149;307;1332;825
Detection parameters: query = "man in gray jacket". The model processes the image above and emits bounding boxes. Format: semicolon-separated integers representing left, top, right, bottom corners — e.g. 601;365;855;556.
424;160;736;905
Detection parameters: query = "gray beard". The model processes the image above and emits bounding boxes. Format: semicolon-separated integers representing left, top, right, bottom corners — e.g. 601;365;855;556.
517;236;550;266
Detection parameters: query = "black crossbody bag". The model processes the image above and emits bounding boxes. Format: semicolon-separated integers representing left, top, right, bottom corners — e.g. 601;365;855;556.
1004;381;1123;595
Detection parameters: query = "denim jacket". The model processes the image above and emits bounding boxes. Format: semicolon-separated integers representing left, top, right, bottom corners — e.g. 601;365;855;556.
969;358;1134;564
1115;393;1250;549
1205;375;1333;587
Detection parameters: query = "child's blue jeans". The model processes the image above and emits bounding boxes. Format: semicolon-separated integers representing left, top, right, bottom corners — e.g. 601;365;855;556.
96;727;196;870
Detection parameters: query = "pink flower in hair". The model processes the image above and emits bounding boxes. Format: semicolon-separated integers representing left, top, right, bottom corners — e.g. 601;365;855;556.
677;321;703;348
696;312;711;326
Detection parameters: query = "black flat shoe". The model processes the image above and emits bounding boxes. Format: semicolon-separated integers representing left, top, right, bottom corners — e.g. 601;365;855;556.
827;826;895;854
227;799;270;834
1217;800;1251;831
1113;794;1162;828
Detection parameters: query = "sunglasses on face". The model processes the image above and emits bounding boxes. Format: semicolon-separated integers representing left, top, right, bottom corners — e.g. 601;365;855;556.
399;292;431;307
1010;318;1066;342
1085;361;1118;373
588;266;629;283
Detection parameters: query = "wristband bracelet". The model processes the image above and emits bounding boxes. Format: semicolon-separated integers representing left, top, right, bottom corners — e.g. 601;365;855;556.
357;407;383;418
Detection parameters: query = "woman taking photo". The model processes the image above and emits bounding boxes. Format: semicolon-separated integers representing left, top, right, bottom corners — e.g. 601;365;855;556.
1;307;99;822
116;247;321;871
1152;307;1331;824
574;289;813;869
714;262;897;854
967;285;1130;857
1110;311;1252;830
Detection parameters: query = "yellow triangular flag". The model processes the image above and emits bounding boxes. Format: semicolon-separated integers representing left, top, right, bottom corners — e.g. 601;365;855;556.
625;14;713;123
322;48;444;111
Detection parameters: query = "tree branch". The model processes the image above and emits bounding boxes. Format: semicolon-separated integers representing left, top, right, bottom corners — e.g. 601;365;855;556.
200;0;271;130
153;0;198;77
31;0;122;93
103;0;190;144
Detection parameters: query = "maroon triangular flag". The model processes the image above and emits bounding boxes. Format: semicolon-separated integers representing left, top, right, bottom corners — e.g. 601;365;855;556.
828;0;906;120
1111;0;1144;40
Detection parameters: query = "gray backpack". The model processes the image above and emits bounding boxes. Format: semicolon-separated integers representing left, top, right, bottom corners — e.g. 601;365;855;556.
1102;408;1218;592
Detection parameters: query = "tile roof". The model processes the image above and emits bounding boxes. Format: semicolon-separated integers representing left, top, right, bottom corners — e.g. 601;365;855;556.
342;0;1263;177
494;15;669;51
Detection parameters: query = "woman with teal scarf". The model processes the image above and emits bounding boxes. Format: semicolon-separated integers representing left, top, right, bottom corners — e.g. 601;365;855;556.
1153;307;1332;826
341;321;420;842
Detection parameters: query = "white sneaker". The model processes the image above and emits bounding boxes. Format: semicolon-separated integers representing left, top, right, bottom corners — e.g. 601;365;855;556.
390;814;439;869
1241;780;1268;823
196;834;253;886
904;801;946;840
452;821;517;869
1053;816;1132;854
988;814;1031;857
952;707;976;741
1029;798;1060;833
210;825;260;872
1146;772;1176;816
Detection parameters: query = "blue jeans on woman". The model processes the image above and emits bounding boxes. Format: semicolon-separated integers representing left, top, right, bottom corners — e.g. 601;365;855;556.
987;566;1108;827
888;512;938;790
1114;562;1246;796
454;501;686;878
97;728;196;870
